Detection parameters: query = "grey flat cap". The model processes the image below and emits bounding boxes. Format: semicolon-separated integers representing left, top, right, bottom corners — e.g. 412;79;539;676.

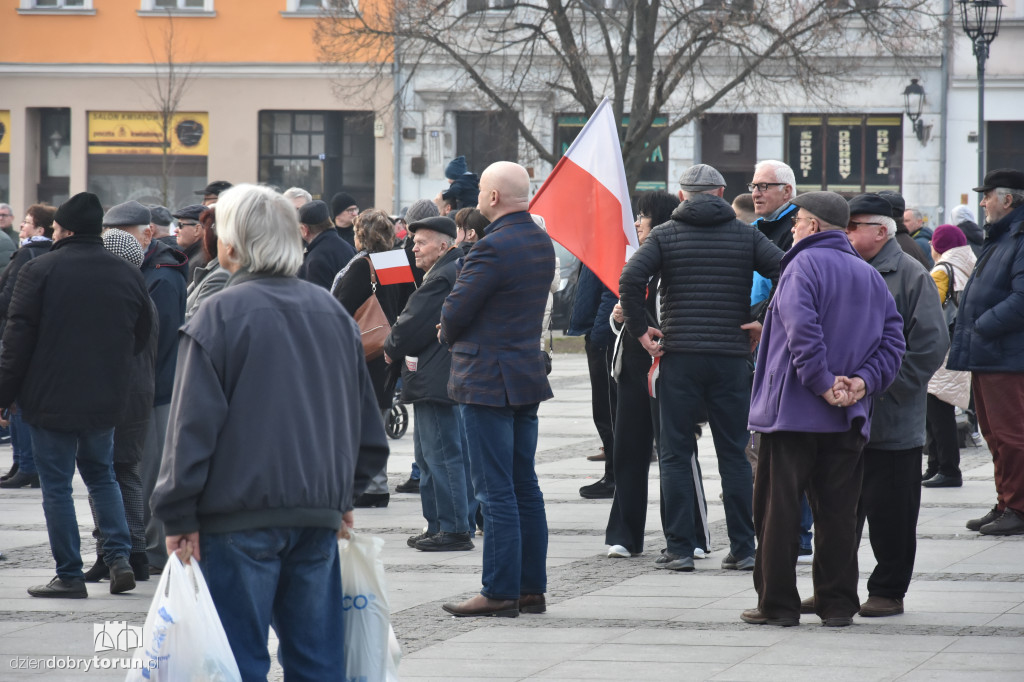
147;205;173;227
172;204;206;221
679;163;726;191
791;191;850;229
102;200;151;228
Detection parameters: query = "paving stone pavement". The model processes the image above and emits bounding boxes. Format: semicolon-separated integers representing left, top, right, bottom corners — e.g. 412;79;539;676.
0;353;1021;681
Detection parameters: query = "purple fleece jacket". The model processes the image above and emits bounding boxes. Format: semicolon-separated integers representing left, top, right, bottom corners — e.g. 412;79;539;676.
748;230;905;439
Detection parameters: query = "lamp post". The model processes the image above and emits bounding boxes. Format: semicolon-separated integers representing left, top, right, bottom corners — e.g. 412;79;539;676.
903;79;927;144
958;0;1004;213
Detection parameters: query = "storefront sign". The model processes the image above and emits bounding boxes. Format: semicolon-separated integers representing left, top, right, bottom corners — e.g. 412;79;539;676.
786;114;902;194
0;111;10;155
88;112;208;156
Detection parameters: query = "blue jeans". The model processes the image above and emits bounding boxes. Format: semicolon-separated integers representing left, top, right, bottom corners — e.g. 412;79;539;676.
799;494;813;551
11;408;36;475
461;403;547;600
410;461;421;480
31;426;130;581
414;401;476;534
200;527;344;682
657;353;755;560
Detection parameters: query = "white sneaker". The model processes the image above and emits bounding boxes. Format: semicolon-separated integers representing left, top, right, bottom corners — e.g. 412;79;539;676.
694;548;707;559
797;552;813;565
607;544;631;558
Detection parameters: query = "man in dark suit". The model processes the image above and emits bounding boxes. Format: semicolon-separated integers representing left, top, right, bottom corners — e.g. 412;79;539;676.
439;162;556;618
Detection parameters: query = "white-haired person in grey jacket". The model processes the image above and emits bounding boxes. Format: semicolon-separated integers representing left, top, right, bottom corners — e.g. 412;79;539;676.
151;184;389;680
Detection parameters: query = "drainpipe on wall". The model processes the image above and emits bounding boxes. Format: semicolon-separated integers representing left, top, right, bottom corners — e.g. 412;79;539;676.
393;42;403;214
938;0;952;222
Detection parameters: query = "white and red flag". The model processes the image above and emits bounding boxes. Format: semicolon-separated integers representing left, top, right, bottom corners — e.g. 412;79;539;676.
529;97;638;297
368;249;415;286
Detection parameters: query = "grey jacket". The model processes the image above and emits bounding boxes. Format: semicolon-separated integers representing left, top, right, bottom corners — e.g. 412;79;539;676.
867;238;949;450
184;257;229;321
152;272;389;536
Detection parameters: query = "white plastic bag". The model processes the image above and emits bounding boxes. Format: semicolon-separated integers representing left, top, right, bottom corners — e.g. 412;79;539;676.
126;553;242;682
339;531;401;682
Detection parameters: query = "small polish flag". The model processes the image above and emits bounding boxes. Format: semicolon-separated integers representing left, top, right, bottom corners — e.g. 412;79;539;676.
369;249;415;286
530;97;639;297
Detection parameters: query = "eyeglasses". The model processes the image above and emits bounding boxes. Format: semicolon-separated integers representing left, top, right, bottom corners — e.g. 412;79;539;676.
344;207;359;214
747;183;787;192
178;221;199;228
0;213;12;218
846;221;883;231
634;213;649;222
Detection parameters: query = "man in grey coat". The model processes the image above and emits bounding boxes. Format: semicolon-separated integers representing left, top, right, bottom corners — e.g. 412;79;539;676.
840;193;948;618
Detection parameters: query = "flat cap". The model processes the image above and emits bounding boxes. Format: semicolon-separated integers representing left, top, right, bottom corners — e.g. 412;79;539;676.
196;180;232;196
790;191;850;228
848;194;894;220
147;205;173;227
102;200;151;228
678;163;726;191
973;168;1024;193
409;216;457;240
172;204;206;221
299;199;330;225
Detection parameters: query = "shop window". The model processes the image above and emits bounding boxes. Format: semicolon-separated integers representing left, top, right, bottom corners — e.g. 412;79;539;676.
786;114;902;195
258;110;375;210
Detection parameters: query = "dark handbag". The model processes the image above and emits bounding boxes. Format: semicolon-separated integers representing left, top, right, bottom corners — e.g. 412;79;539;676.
354;258;391;361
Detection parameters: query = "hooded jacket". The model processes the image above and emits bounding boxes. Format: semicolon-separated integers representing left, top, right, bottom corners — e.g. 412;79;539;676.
384;246;460;403
0;235;152;430
928;245;976;408
755;202;797;251
619;194;783;356
948;203;1024;372
142;239;188;405
865;238;949;449
748;230;905;440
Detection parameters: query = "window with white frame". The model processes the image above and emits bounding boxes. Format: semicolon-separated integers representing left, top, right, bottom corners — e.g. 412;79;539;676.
283;0;357;14
466;0;514;12
143;0;211;10
21;0;92;9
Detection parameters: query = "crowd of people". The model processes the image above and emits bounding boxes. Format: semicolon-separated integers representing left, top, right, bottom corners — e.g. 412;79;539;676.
0;152;1021;676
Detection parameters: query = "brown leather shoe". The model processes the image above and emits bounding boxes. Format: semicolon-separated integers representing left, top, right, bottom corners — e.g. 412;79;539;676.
740;607;798;627
442;595;519;618
859;595;904;617
800;596;815;615
587;448;606;462
520;593;546;614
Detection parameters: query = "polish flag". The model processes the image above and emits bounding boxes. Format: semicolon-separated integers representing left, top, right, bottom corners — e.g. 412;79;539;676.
369;249;415;286
530;97;638;297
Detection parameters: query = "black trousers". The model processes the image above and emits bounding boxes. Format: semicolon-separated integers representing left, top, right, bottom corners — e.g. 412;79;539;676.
925;395;961;478
753;428;865;621
585;334;616;480
857;446;922;600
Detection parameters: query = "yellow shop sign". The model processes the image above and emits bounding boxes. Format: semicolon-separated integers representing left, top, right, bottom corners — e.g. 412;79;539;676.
88;112;208;156
0;111;10;155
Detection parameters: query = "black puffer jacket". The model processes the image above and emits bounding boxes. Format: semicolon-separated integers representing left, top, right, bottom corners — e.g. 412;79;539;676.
383;247;460;403
619;194;783;357
0;235;152;430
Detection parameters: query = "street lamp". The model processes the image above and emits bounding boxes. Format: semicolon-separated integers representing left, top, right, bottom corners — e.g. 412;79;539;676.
958;0;1004;202
902;79;928;144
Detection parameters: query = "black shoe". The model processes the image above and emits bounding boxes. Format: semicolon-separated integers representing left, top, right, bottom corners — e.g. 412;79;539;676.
396;477;420;494
921;469;937;482
979;508;1024;536
407;531;433;548
922;473;962;488
83;556;109;583
130;552;150;581
966;505;1001;532
579;477;615;499
108;556;136;594
415;531;475;552
28;576;87;599
722;552;755;570
0;471;40;488
0;462;18;481
353;492;390;508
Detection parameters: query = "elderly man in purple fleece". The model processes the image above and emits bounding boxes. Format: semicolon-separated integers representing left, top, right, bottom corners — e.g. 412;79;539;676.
741;191;905;628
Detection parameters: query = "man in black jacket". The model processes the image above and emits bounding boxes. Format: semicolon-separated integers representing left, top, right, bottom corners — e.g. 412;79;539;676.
384;216;476;551
172;204;209;283
750;160;798;251
619;164;783;573
0;192;152;598
297;199;356;289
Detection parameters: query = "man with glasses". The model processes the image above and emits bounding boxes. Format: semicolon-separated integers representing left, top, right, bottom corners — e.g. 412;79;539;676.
172;204;208;283
0;203;20;248
330;191;359;249
749;160;798;251
744;191;903;628
842;193;947;618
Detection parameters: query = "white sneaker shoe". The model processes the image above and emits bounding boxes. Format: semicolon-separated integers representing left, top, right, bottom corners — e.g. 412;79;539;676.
607;544;631;558
694;548;707;559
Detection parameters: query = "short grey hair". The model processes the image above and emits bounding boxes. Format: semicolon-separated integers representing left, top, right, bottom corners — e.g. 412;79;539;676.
863;214;897;239
995;187;1024;208
283;187;312;204
754;160;797;197
217;184;303;277
0;203;12;213
906;208;924;221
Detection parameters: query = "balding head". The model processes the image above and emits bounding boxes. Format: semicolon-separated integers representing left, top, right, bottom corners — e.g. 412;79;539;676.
478;162;531;221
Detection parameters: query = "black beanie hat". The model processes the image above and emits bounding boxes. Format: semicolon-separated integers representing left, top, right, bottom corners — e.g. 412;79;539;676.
54;192;104;235
330;192;358;218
